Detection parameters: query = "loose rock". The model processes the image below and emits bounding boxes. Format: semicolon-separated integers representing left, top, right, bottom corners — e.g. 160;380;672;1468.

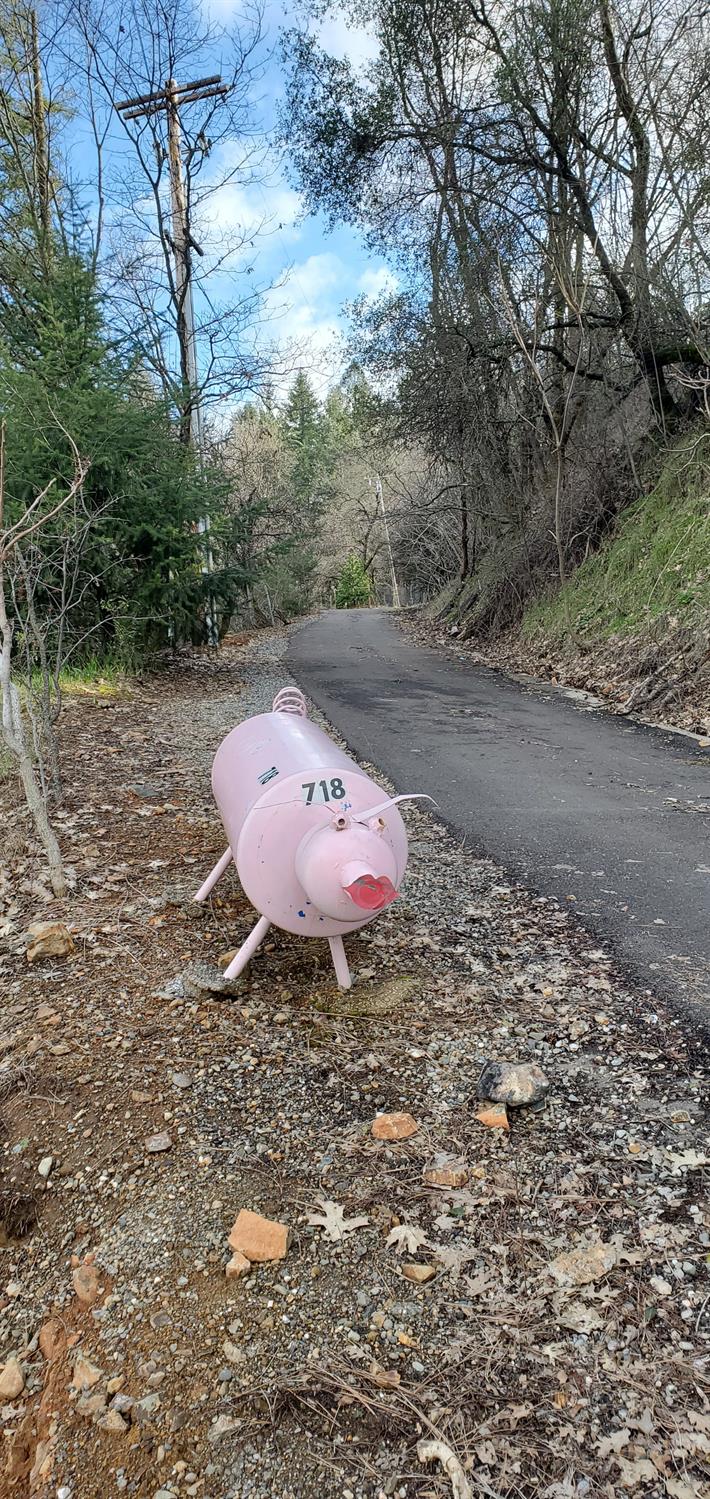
228;1209;289;1262
110;1393;135;1417
225;1250;250;1279
476;1103;510;1131
424;1163;468;1188
72;1354;103;1390
72;1263;100;1305
0;1357;25;1399
77;1390;107;1418
145;1132;172;1153
38;1155;53;1180
26;921;74;963
39;1321;65;1361
133;1393;161;1424
476;1060;550;1107
371;1112;419;1141
222;1340;243;1365
29;1439;54;1489
99;1410;129;1435
549;1241;619;1287
403;1263;436;1285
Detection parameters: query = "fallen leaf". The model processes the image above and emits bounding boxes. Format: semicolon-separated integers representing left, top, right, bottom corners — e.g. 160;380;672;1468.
475;1440;496;1466
557;1300;605;1333
307;1199;370;1243
434;1242;479;1276
615;1457;657;1487
397;1331;418;1348
387;1223;429;1255
664;1149;707;1175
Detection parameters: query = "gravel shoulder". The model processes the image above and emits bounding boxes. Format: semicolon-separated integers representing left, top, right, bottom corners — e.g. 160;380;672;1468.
0;631;708;1499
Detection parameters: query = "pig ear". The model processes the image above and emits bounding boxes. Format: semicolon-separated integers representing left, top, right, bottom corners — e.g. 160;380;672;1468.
354;793;435;824
343;875;399;911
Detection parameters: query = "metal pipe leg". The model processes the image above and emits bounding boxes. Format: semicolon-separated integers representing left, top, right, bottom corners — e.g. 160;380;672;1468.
193;847;233;903
328;935;352;990
223;916;271;981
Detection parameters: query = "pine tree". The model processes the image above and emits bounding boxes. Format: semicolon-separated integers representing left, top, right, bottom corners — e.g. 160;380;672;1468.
335;555;372;609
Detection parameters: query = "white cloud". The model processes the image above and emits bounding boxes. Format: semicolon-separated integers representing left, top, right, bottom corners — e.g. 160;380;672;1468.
316;13;380;66
358;264;398;299
206;177;303;244
264;252;348;394
200;0;379;67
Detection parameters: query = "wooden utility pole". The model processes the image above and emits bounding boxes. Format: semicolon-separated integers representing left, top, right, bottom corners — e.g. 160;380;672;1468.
29;8;51;245
115;74;228;645
165;79;201;453
115;74;226;453
374;474;401;609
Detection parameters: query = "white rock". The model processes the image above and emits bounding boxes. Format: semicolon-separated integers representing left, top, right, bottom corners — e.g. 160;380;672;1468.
0;1357;25;1399
38;1156;53;1179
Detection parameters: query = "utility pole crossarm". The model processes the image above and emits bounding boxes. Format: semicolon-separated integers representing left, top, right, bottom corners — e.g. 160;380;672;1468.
115;75;223;112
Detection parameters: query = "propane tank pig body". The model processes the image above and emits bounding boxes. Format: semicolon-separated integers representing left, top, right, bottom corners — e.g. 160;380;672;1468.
194;687;409;988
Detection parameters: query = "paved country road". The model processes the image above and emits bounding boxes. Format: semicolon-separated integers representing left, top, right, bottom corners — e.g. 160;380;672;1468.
289;608;710;1015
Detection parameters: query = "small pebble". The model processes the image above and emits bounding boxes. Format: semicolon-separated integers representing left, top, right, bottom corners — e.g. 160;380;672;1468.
145;1133;172;1153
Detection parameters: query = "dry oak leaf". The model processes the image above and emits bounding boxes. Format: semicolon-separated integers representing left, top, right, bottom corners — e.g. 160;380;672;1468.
387;1222;428;1255
615;1457;658;1487
307;1199;370;1243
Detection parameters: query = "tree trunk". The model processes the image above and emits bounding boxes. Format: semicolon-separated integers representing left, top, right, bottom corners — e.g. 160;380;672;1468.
460;491;469;580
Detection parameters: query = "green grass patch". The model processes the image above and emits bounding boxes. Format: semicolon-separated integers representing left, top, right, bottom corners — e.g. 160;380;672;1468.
58;655;128;698
0;743;15;784
523;431;710;644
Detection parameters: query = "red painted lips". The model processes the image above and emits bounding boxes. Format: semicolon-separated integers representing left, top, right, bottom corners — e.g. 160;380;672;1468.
343;874;399;911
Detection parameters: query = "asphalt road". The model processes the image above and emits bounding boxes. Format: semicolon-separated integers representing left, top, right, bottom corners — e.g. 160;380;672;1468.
289;608;710;1012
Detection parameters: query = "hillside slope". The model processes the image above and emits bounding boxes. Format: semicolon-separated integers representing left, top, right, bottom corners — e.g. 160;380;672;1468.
425;431;710;734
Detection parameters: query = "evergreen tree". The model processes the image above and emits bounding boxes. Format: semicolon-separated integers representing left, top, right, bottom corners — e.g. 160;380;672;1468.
335;554;372;609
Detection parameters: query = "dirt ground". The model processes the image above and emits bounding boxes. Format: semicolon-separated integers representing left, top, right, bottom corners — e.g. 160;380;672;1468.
0;631;708;1499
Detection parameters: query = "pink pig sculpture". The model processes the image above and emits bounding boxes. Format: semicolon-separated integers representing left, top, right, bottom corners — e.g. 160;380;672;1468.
194;686;413;989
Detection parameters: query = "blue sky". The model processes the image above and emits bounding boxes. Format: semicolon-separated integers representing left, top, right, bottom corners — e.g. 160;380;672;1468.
226;0;395;396
62;0;396;401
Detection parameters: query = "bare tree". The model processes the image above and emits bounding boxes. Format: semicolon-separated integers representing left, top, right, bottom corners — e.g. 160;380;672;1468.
0;421;90;896
63;0;279;436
